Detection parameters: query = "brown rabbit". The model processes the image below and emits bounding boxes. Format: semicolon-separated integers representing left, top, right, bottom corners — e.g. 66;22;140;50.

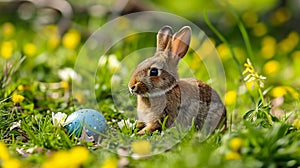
128;26;226;135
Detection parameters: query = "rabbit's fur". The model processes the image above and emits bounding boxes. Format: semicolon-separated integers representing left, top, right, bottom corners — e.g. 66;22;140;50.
128;26;226;135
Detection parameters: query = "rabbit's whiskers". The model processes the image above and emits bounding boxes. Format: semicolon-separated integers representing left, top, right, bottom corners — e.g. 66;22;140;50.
146;83;177;98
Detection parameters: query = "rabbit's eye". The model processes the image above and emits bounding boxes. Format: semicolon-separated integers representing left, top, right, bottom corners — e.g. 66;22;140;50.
149;68;159;76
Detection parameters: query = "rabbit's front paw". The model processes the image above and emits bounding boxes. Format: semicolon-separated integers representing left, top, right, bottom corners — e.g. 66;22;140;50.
136;121;146;130
136;121;161;135
137;128;152;135
137;129;146;135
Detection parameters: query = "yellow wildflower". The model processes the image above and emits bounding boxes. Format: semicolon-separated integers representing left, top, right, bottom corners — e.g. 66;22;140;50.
292;50;300;59
0;141;10;161
42;25;60;49
74;92;84;104
225;90;237;106
62;29;81;50
0;142;22;168
42;151;69;168
69;146;89;166
243;58;266;88
261;36;276;59
43;24;59;34
243;58;255;74
61;81;68;90
1;40;15;59
252;22;267;37
43;146;89;168
270;7;291;26
3;158;21;168
288;31;299;46
17;85;24;91
293;119;300;130
195;38;214;59
245;80;256;91
131;140;152;156
23;43;37;57
101;157;118;168
12;94;25;105
278;31;299;53
271;86;287;98
242;11;258;27
263;60;280;76
217;43;230;61
229;137;243;151
271;86;299;99
48;34;60;49
17;85;30;91
2;22;15;38
225;151;241;160
284;86;299;99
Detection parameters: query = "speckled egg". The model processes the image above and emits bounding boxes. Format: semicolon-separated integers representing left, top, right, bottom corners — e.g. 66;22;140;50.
64;109;107;138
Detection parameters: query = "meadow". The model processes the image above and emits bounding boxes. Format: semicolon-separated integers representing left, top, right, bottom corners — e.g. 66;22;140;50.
1;0;300;167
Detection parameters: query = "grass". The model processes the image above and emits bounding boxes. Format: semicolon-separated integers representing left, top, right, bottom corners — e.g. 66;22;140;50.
1;1;300;168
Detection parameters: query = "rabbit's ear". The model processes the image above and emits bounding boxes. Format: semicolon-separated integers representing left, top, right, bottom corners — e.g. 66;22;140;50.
157;26;173;52
172;26;191;59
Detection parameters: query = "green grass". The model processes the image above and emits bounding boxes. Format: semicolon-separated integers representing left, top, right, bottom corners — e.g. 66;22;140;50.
1;1;300;168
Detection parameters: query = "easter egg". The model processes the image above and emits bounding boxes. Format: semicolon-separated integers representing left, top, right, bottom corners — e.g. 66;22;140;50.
64;109;107;138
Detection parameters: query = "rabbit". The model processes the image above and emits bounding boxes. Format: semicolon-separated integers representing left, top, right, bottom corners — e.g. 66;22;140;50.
128;25;226;135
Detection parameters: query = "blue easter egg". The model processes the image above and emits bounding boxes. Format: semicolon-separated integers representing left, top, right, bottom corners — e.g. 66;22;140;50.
64;109;107;138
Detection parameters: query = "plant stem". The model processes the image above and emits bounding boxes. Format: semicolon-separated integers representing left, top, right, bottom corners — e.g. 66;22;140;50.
258;88;265;106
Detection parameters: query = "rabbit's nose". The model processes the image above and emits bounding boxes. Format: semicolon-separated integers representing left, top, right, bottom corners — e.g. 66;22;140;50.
130;85;137;92
129;85;136;94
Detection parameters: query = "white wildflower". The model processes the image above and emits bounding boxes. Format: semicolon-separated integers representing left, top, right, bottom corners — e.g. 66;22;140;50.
10;120;21;131
98;54;120;71
58;67;82;82
117;119;135;129
52;112;67;127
